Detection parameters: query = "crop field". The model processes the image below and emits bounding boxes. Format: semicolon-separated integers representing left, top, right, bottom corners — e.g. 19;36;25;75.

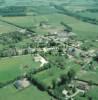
0;55;40;83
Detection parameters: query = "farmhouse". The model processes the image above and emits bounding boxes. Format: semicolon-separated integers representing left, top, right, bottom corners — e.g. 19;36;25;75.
34;54;48;67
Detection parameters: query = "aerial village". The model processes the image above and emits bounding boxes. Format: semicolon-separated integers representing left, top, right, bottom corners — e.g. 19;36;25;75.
9;22;98;100
0;0;98;100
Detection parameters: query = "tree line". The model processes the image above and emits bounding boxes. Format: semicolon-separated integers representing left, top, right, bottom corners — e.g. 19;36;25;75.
0;6;27;16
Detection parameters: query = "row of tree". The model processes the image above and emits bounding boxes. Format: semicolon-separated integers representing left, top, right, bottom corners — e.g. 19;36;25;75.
0;6;27;16
61;22;72;32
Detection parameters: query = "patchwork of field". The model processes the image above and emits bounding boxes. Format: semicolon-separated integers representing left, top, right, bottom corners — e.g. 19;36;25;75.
0;0;98;100
1;13;98;40
4;0;69;6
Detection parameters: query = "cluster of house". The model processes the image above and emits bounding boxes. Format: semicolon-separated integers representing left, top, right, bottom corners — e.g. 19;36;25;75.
13;28;97;100
62;81;90;99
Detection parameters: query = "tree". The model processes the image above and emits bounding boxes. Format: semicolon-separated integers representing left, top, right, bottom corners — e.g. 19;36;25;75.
52;79;56;89
88;80;93;87
88;96;93;100
93;52;98;62
82;92;86;97
59;74;69;85
49;39;56;47
67;69;76;81
72;86;76;93
58;47;63;55
23;49;28;55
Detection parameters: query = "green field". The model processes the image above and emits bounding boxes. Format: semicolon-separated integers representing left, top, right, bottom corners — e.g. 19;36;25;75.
34;55;81;86
0;21;19;33
78;68;98;83
0;55;40;83
1;13;98;39
0;84;51;100
77;12;98;20
0;0;98;99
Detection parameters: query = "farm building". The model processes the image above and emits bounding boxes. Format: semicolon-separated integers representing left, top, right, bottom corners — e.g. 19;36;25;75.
76;81;89;91
34;54;48;67
62;89;68;96
14;78;30;89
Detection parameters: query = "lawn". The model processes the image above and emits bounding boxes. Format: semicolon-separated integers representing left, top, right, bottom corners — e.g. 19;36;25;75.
0;55;40;83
